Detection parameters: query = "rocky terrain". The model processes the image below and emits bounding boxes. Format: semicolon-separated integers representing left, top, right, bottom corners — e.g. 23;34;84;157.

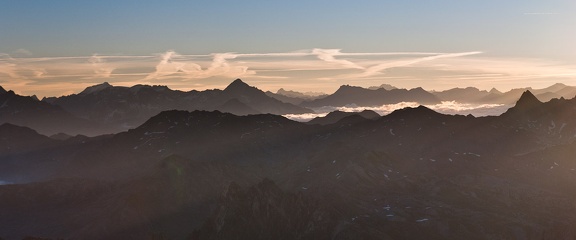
1;88;576;239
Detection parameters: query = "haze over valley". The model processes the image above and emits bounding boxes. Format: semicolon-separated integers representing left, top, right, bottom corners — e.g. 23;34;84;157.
1;1;576;239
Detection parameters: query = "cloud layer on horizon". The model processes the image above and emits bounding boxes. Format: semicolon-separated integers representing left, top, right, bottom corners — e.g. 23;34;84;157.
283;101;511;122
1;49;576;97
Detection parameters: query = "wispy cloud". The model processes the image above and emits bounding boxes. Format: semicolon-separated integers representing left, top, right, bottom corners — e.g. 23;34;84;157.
1;49;576;97
12;48;33;56
89;54;115;78
523;12;561;15
311;48;365;70
348;51;483;79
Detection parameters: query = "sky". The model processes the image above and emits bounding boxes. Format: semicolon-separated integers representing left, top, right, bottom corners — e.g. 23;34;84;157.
1;0;575;97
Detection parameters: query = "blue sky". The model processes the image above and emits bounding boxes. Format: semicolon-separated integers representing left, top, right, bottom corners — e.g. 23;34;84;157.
1;0;575;96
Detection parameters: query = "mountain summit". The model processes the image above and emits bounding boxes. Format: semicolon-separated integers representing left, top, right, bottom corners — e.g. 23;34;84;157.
220;79;313;115
79;82;113;95
224;79;252;92
301;85;441;107
502;90;543;117
514;90;542;110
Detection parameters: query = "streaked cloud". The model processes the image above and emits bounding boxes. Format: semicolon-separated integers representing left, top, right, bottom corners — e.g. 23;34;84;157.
89;54;115;78
1;49;576;97
523;12;561;15
311;48;364;70
346;51;483;79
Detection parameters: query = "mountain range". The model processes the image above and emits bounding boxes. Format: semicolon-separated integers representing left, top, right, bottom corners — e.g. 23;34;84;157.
431;83;576;104
292;82;576;107
3;80;576;137
1;79;312;136
300;85;442;107
2;88;576;239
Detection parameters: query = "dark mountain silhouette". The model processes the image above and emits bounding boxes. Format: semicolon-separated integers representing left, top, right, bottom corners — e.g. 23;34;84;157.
49;132;74;141
277;88;326;98
79;82;113;95
502;90;542;116
218;79;313;115
42;79;311;134
43;83;197;131
301;85;441;107
216;98;261;115
0;123;56;155
0;86;6;94
307;110;380;125
433;87;491;102
0;89;103;136
191;179;337;240
4;92;576;239
432;83;576;104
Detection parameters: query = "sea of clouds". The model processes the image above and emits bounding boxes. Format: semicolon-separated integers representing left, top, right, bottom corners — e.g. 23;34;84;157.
284;101;512;122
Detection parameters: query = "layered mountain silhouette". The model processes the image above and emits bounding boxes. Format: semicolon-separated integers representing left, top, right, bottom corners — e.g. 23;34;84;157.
301;85;441;107
4;83;576;239
503;90;543;115
368;83;398;90
307;110;380;125
268;83;576;109
220;79;312;115
266;88;327;105
0;89;103;136
0;123;57;155
34;79;309;134
432;83;576;104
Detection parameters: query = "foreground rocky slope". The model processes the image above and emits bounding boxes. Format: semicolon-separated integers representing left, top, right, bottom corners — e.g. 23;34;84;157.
1;91;576;239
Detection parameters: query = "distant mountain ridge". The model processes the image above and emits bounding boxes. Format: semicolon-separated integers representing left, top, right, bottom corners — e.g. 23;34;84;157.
266;88;327;105
0;89;104;136
307;110;380;125
39;79;311;134
301;85;441;107
3;80;576;136
432;83;576;104
277;82;576;109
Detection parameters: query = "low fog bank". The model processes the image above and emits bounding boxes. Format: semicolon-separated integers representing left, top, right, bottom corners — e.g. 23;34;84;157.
284;101;511;121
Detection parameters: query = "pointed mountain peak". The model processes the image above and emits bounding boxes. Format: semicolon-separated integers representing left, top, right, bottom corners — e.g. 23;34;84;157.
80;82;113;95
503;90;544;116
0;86;6;94
514;90;541;109
277;88;287;94
489;87;501;94
225;79;251;90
